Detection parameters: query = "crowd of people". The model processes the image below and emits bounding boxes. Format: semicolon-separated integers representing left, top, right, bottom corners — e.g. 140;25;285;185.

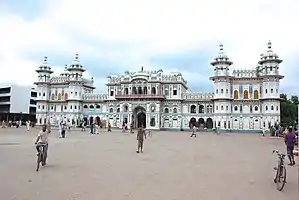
2;120;34;130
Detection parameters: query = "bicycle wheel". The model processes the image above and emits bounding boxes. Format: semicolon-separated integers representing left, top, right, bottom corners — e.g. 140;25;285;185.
276;165;286;191
36;152;42;171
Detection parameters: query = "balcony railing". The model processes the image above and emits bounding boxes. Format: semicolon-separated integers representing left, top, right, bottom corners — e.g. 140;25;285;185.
115;94;165;99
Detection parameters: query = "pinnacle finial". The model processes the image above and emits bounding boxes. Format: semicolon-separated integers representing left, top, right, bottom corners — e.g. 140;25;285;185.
219;43;223;51
268;40;272;49
43;56;48;62
75;52;79;60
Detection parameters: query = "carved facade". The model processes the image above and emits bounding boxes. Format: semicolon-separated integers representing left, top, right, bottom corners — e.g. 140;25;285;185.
34;42;283;131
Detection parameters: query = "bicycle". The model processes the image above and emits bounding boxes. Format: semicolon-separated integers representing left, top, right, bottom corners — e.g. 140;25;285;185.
36;143;47;171
272;150;287;191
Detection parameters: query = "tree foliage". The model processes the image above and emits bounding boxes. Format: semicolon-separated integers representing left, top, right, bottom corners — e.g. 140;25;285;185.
280;93;298;127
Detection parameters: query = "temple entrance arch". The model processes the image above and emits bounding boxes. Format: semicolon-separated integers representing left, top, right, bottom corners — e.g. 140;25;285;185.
132;106;146;128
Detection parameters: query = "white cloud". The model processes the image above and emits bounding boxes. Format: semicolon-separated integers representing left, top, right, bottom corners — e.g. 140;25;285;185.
0;0;298;92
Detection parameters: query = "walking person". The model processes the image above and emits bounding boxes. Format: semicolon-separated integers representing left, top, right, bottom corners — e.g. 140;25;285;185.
136;126;146;153
285;127;296;166
190;125;197;137
26;120;30;131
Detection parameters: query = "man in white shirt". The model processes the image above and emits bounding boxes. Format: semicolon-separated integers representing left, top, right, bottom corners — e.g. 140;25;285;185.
35;125;50;165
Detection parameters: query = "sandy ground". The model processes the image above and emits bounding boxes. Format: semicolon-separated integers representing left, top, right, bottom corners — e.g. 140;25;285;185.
0;127;298;200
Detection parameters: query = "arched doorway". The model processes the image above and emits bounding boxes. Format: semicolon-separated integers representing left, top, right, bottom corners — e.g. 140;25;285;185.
198;118;205;128
189;117;197;128
133;106;146;128
137;112;146;128
206;118;213;129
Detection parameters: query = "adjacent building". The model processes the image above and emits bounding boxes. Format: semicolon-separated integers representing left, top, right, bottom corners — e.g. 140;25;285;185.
0;84;37;122
34;41;284;131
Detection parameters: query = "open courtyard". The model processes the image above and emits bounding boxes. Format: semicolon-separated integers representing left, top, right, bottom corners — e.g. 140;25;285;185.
0;127;298;200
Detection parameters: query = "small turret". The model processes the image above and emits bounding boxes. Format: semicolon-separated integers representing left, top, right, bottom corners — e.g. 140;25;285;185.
210;43;233;77
35;56;53;83
258;40;282;76
67;53;85;82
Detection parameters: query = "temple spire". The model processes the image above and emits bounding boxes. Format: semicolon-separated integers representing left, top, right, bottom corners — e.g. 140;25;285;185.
267;40;272;49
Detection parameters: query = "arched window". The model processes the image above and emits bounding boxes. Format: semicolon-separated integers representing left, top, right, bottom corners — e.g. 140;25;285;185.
51;94;55;100
243;90;249;99
96;105;101;109
138;87;142;94
123;105;128;112
234;106;238;111
117;108;120;113
58;93;62;100
233;90;238;99
265;106;268;111
207;105;213;113
271;105;274;110
150;118;155;126
151;87;156;95
253;90;259;99
89;105;94;109
64;93;68;100
254;106;258;111
164;108;169;113
109;108;113;113
83;105;88;109
198;105;204;113
190;105;196;113
173;108;177;113
132;87;137;94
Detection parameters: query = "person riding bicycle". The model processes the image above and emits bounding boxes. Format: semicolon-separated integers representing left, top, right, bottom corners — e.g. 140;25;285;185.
35;124;50;166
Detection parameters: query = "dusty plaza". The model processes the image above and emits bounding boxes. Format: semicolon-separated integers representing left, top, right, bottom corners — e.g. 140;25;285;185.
0;128;298;200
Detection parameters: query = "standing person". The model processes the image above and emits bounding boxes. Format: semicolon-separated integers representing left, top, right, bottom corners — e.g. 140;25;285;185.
82;120;86;131
61;122;66;138
95;121;100;134
130;122;134;134
107;122;112;132
136;126;146;153
274;128;279;137
284;127;296;165
35;124;50;166
122;122;126;133
1;120;6;128
26;120;30;131
190;125;197;137
58;121;62;138
90;120;94;134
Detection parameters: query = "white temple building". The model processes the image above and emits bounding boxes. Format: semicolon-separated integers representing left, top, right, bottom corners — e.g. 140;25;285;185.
34;41;283;131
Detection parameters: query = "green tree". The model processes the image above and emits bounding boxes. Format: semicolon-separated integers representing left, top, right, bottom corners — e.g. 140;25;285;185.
280;94;298;128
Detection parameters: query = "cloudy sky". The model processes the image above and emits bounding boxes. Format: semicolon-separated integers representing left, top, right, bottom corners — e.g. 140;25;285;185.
0;0;298;95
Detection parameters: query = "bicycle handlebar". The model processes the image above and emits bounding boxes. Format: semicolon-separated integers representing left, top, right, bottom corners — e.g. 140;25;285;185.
272;150;286;156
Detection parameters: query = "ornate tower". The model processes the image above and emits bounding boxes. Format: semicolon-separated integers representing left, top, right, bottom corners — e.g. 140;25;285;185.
209;43;233;129
34;56;53;125
67;53;86;82
258;41;284;127
210;43;233;99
